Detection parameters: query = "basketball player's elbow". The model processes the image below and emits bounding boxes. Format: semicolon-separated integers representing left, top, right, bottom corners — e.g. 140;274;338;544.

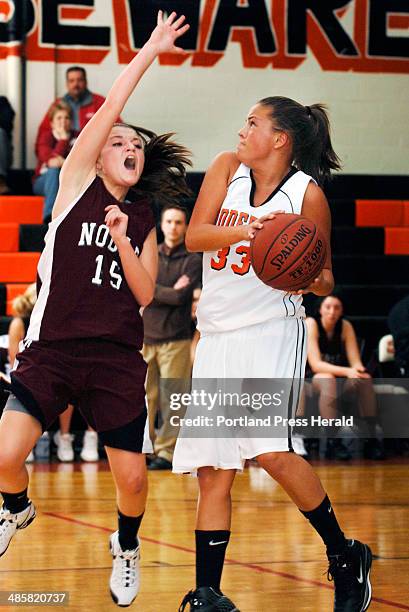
138;289;154;307
185;228;202;252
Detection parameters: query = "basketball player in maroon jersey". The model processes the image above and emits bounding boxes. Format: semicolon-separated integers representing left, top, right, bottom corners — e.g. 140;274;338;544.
176;99;372;611
0;11;190;607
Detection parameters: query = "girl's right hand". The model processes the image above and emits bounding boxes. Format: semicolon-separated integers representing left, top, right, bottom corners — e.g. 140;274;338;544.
242;211;285;240
148;11;190;55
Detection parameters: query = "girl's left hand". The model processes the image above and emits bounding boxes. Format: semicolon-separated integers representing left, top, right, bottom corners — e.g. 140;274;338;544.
289;268;334;296
105;205;129;242
148;11;190;55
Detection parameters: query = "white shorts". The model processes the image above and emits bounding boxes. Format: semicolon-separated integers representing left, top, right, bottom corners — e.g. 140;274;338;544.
172;317;306;474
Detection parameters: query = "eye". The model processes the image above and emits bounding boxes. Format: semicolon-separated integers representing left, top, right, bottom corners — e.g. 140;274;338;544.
112;141;122;147
135;143;143;150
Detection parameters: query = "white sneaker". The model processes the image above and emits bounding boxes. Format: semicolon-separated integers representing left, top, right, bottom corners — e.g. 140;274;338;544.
292;435;308;457
109;531;140;606
0;502;36;556
53;430;74;462
80;430;99;462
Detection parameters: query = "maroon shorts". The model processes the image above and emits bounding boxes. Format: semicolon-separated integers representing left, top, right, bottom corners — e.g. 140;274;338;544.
11;338;147;433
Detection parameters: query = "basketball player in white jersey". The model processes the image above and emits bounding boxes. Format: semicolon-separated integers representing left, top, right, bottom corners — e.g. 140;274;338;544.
176;98;372;612
0;12;190;608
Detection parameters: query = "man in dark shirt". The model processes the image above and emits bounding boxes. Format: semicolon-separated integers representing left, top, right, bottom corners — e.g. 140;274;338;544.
143;205;202;470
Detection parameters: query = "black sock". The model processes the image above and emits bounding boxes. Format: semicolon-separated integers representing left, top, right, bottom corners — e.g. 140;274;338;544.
1;489;30;514
300;494;347;556
118;509;144;551
195;530;230;592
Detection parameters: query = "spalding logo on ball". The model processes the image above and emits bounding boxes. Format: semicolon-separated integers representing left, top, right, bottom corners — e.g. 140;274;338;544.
250;214;327;292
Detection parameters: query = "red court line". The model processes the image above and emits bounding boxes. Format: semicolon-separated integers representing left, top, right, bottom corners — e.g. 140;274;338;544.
43;512;409;610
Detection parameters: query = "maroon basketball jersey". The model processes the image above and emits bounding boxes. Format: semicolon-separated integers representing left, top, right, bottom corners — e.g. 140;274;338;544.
27;176;155;348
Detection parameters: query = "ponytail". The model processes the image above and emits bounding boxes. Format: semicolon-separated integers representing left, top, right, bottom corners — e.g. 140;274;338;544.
259;97;341;185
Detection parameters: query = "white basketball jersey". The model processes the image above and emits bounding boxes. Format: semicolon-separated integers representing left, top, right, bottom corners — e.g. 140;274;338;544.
197;164;315;334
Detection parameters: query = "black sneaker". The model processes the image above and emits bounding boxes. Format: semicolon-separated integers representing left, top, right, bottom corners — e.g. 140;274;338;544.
179;587;240;611
147;456;172;471
325;439;352;461
327;539;372;611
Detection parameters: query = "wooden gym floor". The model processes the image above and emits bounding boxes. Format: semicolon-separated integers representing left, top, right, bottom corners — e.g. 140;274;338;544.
0;458;408;611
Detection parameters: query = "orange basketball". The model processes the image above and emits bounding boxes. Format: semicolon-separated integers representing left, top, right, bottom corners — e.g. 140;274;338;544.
250;214;327;291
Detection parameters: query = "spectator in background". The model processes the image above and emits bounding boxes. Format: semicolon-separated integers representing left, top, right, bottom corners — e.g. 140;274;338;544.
33;101;78;222
388;294;409;377
0;96;15;195
142;205;202;470
36;66;105;137
306;293;384;460
8;284;37;367
8;284;99;463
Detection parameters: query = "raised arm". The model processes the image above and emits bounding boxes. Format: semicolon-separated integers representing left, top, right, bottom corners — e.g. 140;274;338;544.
53;11;189;217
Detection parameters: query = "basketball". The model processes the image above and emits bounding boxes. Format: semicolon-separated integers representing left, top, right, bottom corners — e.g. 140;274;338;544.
250;214;327;291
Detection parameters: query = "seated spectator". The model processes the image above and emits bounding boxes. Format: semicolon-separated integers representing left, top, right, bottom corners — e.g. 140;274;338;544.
8;284;37;366
0;96;15;195
33;101;77;222
306;293;384;460
36;66;105;137
388;294;409;377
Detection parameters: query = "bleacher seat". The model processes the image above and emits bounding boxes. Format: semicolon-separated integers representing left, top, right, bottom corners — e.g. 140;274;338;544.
355;200;404;227
0;196;43;224
385;228;409;255
0;253;40;282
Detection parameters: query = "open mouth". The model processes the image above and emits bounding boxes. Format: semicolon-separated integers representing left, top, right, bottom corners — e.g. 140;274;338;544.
124;155;136;170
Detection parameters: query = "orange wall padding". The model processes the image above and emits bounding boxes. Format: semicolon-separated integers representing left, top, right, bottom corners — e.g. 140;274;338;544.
0;253;40;283
0;197;43;224
0;223;19;252
384;228;409;255
355;200;404;227
6;283;30;316
403;202;409;227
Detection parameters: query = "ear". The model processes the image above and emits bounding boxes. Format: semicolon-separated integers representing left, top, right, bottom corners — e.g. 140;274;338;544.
273;130;289;149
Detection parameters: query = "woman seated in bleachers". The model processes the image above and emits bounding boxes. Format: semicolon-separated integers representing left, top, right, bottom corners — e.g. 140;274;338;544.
306;292;384;460
33;101;78;223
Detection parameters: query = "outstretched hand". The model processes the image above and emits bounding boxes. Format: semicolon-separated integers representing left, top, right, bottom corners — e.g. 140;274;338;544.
148;11;190;55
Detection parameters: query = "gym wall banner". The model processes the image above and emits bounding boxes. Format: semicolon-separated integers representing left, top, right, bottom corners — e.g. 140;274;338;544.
1;0;408;172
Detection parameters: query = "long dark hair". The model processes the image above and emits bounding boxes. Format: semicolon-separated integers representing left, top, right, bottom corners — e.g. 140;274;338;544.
258;97;341;185
114;123;192;206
